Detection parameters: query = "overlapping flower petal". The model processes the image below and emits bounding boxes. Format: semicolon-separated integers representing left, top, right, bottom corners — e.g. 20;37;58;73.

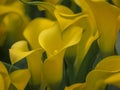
9;40;43;85
75;0;120;57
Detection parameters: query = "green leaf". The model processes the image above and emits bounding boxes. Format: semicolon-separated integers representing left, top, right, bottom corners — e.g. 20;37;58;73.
73;18;99;77
75;40;99;83
18;0;55;17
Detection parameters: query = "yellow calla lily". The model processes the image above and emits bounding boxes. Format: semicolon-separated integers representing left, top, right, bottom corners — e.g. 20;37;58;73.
38;20;83;89
43;50;65;90
73;18;99;77
95;56;120;72
54;5;83;31
20;1;91;89
85;70;113;90
21;0;87;31
39;22;83;57
71;56;120;90
23;18;54;49
75;0;120;57
0;61;30;90
84;56;120;90
9;40;43;85
0;1;30;47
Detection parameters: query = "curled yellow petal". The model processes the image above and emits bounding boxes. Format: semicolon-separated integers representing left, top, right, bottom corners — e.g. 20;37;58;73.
24;18;54;49
105;73;120;88
43;50;65;89
10;69;31;90
39;22;83;57
65;83;85;90
75;0;120;56
85;70;112;90
95;56;120;72
9;40;43;85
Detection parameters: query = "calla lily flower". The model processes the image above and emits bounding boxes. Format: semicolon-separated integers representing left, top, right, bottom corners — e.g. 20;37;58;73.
84;56;120;90
9;40;43;85
20;1;88;89
23;15;84;89
38;21;83;89
0;61;30;90
20;0;87;31
75;0;120;57
39;22;83;57
23;18;54;49
0;0;30;47
65;56;120;90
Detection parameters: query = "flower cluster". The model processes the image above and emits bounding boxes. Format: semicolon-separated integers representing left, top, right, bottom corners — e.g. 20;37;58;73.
0;0;120;90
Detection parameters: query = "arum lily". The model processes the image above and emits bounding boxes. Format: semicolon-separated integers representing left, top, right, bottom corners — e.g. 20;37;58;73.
0;0;30;47
38;21;83;89
19;0;87;31
73;17;99;79
0;61;30;90
22;1;86;89
42;50;65;90
20;1;98;88
65;56;120;90
42;0;100;84
23;18;54;49
84;56;120;90
75;0;120;57
39;22;83;57
9;40;43;86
